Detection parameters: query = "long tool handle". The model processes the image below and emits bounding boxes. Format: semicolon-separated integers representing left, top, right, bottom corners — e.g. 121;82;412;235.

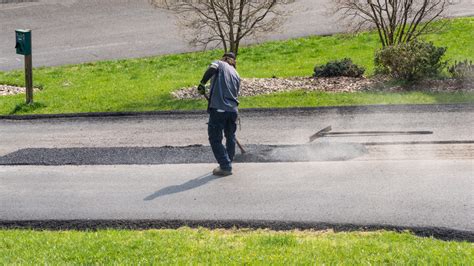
324;131;433;135
235;138;246;154
203;92;246;154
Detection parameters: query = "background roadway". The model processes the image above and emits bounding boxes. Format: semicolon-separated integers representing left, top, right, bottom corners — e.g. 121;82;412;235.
1;0;473;71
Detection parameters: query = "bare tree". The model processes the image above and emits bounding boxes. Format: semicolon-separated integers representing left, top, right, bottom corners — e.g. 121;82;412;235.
334;0;452;47
149;0;296;56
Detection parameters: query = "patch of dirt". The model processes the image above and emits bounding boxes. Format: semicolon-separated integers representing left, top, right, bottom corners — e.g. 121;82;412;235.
172;77;474;99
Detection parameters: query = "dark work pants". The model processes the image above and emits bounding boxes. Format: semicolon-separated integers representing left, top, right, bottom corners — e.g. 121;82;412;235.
208;109;238;171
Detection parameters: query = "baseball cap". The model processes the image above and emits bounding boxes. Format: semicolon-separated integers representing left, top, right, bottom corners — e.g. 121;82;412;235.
223;52;236;59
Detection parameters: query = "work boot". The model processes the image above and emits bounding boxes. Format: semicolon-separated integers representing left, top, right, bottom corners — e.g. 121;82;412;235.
213;166;232;176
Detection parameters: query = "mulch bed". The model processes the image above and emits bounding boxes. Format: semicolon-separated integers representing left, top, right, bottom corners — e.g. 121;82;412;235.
172;77;474;100
0;84;39;96
2;77;472;98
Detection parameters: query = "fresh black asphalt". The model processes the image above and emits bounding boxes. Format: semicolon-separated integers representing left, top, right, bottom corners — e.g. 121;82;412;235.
0;143;368;165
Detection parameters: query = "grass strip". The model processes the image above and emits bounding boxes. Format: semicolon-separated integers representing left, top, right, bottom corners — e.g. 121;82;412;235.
0;18;473;115
1;228;473;264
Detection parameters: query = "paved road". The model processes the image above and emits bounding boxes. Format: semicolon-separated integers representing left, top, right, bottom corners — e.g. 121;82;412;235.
1;161;473;233
1;0;473;70
1;105;473;156
0;105;473;236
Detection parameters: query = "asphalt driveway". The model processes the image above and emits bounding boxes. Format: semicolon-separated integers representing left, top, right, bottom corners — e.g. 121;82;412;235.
0;104;473;240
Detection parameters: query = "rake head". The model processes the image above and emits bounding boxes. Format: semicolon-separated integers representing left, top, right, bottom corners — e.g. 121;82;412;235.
309;126;332;143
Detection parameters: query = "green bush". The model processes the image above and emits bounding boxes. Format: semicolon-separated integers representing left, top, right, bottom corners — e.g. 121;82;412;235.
448;60;474;79
375;41;447;81
314;58;365;78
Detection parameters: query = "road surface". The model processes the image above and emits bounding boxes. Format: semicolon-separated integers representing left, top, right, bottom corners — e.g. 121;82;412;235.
1;0;473;70
0;105;473;239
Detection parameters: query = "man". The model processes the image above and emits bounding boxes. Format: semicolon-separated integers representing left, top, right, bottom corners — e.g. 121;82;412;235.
198;52;240;176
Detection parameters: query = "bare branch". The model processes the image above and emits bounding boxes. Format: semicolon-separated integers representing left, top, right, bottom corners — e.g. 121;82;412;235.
333;0;452;46
149;0;297;56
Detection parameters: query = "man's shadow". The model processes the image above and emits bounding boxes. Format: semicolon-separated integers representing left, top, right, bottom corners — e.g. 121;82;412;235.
144;173;221;201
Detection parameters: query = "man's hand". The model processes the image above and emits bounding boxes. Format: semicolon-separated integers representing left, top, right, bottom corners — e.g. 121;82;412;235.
198;83;206;95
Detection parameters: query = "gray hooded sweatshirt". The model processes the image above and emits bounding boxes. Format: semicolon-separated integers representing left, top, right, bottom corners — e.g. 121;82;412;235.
208;60;241;112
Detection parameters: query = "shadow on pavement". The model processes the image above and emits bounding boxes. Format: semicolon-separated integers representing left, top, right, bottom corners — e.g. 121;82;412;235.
144;173;220;201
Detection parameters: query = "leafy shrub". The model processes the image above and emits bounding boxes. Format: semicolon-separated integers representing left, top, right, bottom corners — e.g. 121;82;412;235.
448;60;474;79
314;58;365;78
375;41;447;81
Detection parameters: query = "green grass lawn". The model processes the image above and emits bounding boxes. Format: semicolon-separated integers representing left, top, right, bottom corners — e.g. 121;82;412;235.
1;228;472;264
0;18;473;115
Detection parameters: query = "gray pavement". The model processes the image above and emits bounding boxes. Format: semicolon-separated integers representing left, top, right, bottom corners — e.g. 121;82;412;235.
1;105;473;156
1;161;473;233
1;0;473;70
0;105;473;236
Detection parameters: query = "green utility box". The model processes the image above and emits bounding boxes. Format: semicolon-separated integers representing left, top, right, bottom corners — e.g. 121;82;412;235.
15;29;32;55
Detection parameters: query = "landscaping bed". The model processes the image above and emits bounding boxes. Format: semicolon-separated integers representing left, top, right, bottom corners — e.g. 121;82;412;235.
172;77;474;99
0;84;39;96
3;77;472;100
